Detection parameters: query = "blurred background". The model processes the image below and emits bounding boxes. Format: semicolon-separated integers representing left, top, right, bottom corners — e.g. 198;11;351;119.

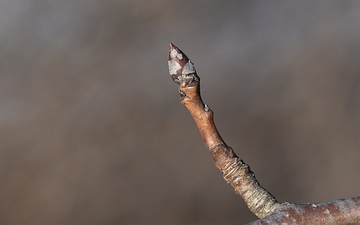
1;1;360;224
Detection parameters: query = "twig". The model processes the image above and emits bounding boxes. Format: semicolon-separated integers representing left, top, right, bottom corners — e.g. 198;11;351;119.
167;43;360;224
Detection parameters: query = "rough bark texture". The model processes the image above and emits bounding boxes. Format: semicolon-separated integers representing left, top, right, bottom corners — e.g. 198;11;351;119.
167;43;360;224
250;197;360;225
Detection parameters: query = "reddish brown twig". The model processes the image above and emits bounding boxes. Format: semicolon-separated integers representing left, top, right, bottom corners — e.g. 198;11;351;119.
167;43;360;224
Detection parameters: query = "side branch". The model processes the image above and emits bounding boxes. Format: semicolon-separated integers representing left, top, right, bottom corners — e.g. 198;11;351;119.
167;43;360;224
168;43;279;218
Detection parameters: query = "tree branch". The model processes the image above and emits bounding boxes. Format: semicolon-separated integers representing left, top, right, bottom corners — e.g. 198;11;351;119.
167;43;360;224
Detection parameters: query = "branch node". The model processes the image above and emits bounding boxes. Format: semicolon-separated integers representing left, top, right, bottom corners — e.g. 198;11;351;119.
179;89;186;101
204;104;211;112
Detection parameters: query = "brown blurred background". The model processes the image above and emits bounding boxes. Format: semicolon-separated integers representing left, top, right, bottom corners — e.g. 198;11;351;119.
1;1;360;224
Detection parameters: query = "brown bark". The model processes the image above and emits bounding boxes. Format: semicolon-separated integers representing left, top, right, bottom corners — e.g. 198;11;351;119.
167;43;360;224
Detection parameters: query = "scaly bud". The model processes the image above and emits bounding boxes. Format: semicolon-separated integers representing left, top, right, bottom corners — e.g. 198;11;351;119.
168;43;200;86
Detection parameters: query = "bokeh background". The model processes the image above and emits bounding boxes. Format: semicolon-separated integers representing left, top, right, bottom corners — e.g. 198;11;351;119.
1;1;360;224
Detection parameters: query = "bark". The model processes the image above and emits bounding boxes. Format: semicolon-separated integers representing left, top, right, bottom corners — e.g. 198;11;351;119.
167;43;360;224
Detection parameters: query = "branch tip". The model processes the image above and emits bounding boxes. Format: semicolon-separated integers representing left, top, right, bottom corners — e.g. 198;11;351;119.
168;43;199;87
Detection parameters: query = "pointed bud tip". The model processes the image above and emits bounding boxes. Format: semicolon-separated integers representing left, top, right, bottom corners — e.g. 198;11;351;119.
169;42;180;51
167;43;199;86
168;43;190;62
